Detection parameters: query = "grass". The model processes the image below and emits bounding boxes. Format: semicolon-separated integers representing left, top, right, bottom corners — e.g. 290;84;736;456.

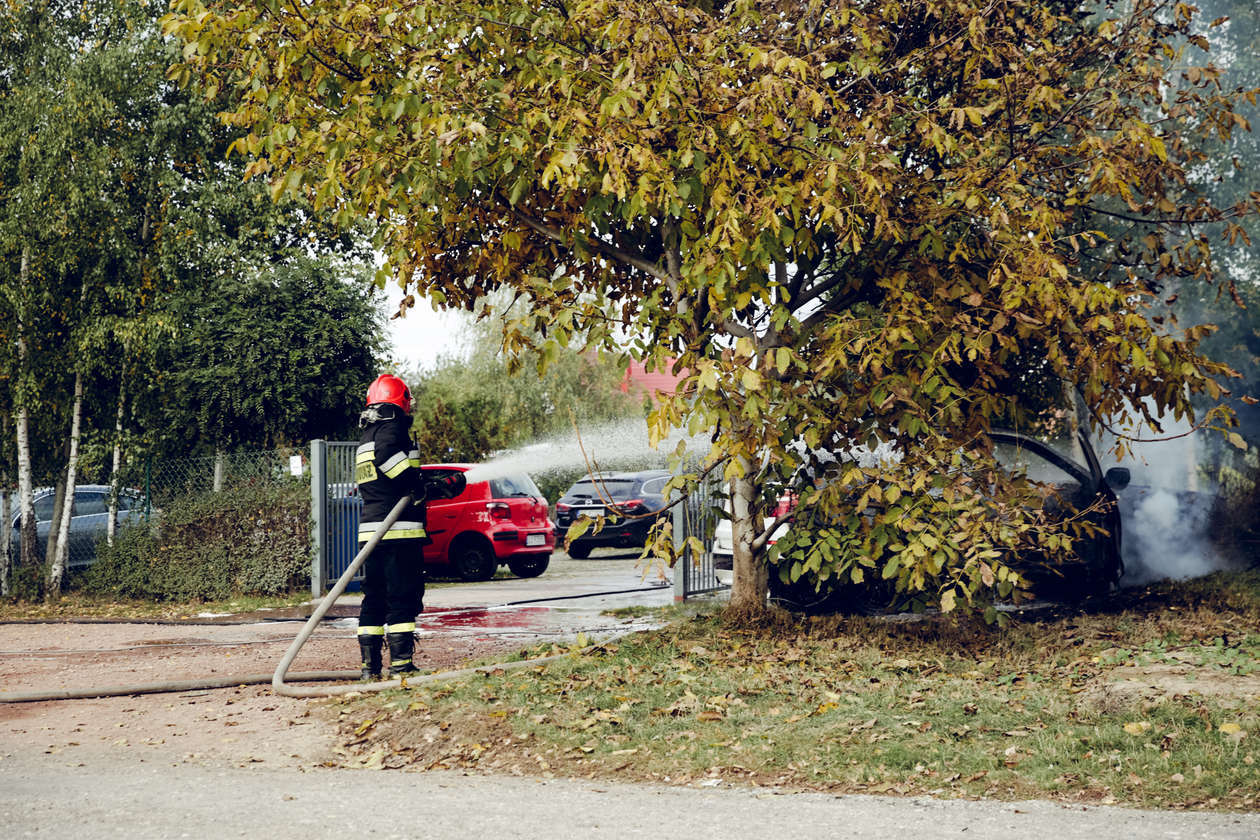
0;591;312;621
333;570;1260;810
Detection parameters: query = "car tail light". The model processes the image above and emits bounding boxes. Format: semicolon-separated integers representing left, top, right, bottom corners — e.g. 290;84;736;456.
614;498;644;513
486;502;511;520
773;492;797;517
555;503;571;512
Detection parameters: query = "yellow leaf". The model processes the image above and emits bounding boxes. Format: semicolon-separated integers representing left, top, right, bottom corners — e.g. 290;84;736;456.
1123;721;1151;735
1227;432;1247;451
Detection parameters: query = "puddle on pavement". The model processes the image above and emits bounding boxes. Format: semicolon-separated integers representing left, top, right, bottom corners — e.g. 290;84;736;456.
414;606;552;635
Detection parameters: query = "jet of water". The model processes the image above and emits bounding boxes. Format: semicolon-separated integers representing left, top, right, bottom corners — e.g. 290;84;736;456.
462;418;712;485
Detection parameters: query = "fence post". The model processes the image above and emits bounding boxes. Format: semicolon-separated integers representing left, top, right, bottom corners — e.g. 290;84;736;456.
310;439;327;598
672;495;688;602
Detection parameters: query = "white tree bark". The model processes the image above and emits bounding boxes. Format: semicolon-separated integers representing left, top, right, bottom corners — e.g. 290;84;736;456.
47;368;84;597
106;382;126;546
0;481;10;597
1;410;11;595
15;243;38;576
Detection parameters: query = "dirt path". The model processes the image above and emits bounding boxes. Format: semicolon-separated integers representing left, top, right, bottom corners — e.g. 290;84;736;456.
0;616;551;769
0;553;672;771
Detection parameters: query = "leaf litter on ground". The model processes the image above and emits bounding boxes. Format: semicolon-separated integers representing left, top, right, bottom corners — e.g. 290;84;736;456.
333;570;1260;810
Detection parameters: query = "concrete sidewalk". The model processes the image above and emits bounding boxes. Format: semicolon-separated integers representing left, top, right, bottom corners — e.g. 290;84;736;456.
3;752;1256;840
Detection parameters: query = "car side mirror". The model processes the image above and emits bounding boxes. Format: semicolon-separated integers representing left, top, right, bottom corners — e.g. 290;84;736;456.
1104;467;1131;490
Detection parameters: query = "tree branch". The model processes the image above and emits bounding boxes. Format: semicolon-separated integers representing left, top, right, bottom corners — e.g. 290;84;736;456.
507;204;669;282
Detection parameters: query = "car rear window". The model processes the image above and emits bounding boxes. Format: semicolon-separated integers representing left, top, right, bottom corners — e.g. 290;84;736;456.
640;477;667;495
74;492;108;516
565;479;639;501
489;474;543;499
33;495;55;522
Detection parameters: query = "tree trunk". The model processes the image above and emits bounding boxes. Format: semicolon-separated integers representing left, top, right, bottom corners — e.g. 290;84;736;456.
1;409;11;596
0;478;10;598
15;243;38;578
727;465;768;613
47;368;85;598
106;381;127;546
43;449;68;583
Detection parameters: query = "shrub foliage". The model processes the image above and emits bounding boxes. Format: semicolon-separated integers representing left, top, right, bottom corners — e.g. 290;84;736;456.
84;482;310;601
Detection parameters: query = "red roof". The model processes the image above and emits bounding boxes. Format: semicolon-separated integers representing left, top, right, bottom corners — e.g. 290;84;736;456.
620;359;685;403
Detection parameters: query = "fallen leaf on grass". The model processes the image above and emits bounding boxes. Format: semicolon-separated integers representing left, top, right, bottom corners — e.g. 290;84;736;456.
1123;721;1151;735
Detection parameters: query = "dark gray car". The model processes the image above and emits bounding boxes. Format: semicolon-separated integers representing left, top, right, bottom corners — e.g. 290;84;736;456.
6;485;149;570
554;470;671;558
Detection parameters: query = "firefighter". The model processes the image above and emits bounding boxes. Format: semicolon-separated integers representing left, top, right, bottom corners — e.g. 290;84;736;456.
354;374;465;679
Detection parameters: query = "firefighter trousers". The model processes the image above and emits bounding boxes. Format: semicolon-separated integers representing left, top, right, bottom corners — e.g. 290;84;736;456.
357;539;424;632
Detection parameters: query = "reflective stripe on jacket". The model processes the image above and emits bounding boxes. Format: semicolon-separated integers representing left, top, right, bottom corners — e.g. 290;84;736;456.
356;403;427;543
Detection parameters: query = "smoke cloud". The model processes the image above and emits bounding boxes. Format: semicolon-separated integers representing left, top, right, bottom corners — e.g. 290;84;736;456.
1102;413;1233;586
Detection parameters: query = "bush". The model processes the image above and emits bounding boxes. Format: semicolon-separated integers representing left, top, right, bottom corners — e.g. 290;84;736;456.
83;481;311;601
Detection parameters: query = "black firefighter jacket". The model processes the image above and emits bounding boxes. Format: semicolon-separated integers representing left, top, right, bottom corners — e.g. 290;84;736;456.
354;404;427;545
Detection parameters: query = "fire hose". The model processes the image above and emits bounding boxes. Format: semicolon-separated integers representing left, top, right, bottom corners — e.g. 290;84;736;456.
0;496;622;704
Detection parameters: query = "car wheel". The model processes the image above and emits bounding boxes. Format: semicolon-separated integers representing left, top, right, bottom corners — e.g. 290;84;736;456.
453;541;497;582
566;542;592;559
508;555;550;578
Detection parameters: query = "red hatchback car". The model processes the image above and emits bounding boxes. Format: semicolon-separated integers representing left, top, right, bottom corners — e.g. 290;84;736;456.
420;464;555;581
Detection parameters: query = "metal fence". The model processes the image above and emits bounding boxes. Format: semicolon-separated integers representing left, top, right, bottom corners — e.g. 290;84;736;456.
4;448;307;574
309;439;362;595
308;439;728;601
672;473;728;601
140;449;306;509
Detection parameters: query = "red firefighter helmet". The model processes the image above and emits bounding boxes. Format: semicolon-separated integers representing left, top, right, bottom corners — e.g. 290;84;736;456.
365;374;412;414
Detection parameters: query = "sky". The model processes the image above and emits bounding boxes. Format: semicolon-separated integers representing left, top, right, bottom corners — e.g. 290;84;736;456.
383;288;470;373
379;282;479;374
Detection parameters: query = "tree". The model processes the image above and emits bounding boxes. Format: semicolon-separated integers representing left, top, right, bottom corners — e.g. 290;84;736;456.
0;0;128;589
168;0;1258;615
148;256;385;454
0;0;384;597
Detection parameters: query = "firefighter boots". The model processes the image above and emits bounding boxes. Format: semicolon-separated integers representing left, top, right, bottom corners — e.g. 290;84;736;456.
358;634;383;680
387;631;419;676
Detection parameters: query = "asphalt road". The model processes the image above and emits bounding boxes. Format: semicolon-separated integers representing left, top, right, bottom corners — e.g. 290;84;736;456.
3;751;1258;840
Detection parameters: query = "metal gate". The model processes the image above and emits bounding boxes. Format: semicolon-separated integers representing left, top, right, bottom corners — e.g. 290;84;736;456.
309;439;362;595
671;475;729;601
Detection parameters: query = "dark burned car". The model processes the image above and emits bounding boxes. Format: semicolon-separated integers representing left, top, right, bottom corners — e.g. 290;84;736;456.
769;430;1132;613
554;469;671;558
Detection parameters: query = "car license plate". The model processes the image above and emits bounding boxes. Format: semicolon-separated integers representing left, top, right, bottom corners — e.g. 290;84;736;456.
526;533;545;547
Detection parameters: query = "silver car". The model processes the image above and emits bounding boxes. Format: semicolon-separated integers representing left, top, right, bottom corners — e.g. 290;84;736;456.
6;485;149;570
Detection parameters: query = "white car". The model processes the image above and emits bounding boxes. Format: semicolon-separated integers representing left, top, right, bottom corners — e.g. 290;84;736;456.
711;494;793;571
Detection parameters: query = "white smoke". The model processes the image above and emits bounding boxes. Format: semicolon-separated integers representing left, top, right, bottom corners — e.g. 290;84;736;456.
1102;413;1232;586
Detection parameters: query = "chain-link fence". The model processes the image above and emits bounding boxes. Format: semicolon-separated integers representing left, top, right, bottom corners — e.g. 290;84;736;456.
5;448;309;576
137;449;307;510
